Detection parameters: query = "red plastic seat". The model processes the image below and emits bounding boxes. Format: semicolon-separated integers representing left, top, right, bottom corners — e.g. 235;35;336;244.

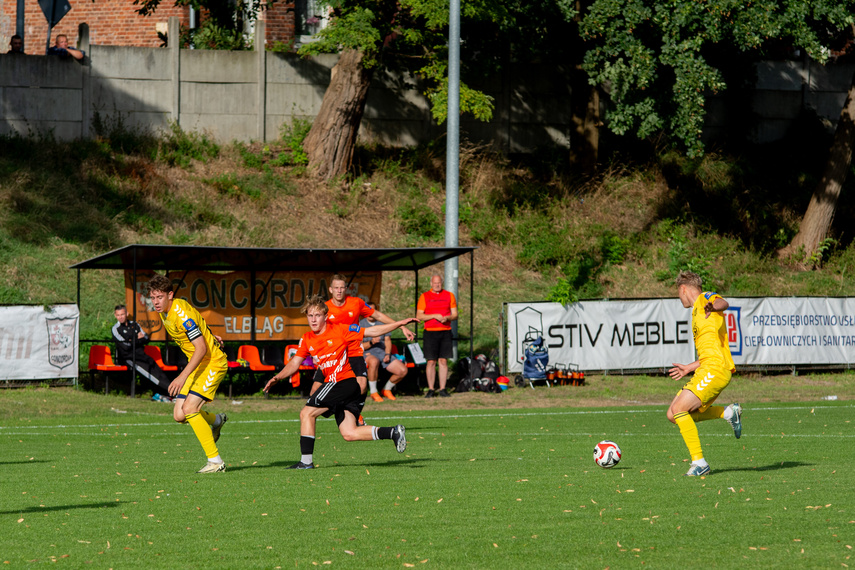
144;345;178;372
88;345;128;395
88;345;128;371
286;344;315;388
238;345;276;372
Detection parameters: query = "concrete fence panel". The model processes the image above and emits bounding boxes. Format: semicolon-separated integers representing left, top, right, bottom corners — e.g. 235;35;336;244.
2;24;855;151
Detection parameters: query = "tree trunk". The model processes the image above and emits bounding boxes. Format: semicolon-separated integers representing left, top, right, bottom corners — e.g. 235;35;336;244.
778;69;855;262
303;49;373;181
569;71;600;173
569;0;599;173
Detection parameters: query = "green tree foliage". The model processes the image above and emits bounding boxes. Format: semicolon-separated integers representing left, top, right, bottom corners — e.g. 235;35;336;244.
297;0;576;125
579;0;855;156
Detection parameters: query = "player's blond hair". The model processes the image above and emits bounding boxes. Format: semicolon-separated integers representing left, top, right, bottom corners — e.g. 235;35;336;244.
675;271;702;289
147;274;173;294
301;295;329;315
330;273;347;286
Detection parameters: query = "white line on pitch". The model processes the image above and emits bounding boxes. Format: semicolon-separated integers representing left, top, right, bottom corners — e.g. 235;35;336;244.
0;404;849;432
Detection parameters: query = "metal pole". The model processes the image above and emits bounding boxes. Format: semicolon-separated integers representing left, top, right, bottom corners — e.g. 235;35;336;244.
414;269;419;341
444;0;461;360
250;269;257;342
16;0;24;50
414;268;421;389
45;0;57;54
469;249;474;361
130;249;137;398
76;268;80;389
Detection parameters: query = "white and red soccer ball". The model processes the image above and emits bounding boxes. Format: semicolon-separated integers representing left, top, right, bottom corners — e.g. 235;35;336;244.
593;440;622;468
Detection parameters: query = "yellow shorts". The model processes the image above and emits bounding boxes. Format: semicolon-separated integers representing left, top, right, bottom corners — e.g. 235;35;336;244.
179;360;227;402
680;366;732;412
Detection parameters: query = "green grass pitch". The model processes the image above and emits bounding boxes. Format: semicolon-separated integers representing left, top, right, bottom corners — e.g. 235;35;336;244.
1;400;852;568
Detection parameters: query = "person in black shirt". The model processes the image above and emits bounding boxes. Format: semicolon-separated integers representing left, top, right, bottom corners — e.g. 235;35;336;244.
8;35;24;55
112;304;171;398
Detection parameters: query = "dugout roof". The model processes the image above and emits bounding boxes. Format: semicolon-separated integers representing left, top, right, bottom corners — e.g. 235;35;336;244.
70;244;476;272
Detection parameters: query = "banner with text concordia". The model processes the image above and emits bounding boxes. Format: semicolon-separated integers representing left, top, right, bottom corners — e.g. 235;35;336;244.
126;270;381;341
504;297;855;373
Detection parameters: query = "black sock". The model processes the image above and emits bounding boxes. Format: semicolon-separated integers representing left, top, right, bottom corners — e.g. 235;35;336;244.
376;427;394;440
300;435;315;456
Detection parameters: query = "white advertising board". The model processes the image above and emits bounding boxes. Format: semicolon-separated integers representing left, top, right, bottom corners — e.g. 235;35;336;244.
505;297;855;373
0;305;79;380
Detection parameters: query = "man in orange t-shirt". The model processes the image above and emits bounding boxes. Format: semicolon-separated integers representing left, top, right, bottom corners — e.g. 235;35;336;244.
416;274;458;398
264;296;417;469
311;274;415;402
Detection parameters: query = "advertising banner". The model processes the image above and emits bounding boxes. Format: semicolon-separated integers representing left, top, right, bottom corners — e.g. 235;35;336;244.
0;304;79;380
126;270;381;341
505;297;855;373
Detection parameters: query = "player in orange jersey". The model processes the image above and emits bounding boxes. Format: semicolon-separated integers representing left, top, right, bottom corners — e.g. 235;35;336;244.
310;274;415;421
264;295;418;469
667;271;742;477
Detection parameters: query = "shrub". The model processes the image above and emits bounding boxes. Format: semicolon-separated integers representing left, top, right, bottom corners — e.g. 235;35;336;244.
515;213;576;270
397;200;444;241
90;110;158;157
158;122;220;167
277;118;312;166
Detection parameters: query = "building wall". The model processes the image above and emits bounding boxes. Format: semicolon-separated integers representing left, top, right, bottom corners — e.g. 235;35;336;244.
258;2;296;49
0;0;295;54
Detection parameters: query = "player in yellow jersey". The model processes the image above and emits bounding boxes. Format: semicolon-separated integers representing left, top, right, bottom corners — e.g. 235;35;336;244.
667;271;743;476
148;274;229;474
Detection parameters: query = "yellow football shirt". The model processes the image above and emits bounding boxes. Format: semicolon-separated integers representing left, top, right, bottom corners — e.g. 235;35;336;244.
692;292;735;372
159;298;227;368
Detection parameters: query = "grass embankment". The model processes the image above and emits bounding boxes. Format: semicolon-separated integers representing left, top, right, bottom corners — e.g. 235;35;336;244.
3;121;855;374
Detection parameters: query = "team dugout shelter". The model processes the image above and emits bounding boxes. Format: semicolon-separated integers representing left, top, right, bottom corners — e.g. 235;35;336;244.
71;243;476;369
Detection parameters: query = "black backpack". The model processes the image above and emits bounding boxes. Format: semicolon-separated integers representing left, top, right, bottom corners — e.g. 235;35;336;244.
456;356;484;393
473;377;501;393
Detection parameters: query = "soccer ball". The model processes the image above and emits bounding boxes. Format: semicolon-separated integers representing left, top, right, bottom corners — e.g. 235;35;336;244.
593;440;622;468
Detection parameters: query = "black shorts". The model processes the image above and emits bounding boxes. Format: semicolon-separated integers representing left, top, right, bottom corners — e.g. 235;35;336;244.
313;356;367;383
423;329;453;360
305;378;362;425
349;356;367;377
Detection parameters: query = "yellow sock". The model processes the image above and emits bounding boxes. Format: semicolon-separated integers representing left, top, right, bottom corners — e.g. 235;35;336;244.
674;411;704;461
199;410;217;425
186;412;219;460
691;406;725;422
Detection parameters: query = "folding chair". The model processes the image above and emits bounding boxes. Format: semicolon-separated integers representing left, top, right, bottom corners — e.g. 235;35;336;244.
144;345;178;372
286;344;316;391
88;345;128;395
162;345;189;369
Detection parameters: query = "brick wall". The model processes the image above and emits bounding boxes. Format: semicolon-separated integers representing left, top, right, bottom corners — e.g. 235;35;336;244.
258;1;296;48
0;0;295;54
